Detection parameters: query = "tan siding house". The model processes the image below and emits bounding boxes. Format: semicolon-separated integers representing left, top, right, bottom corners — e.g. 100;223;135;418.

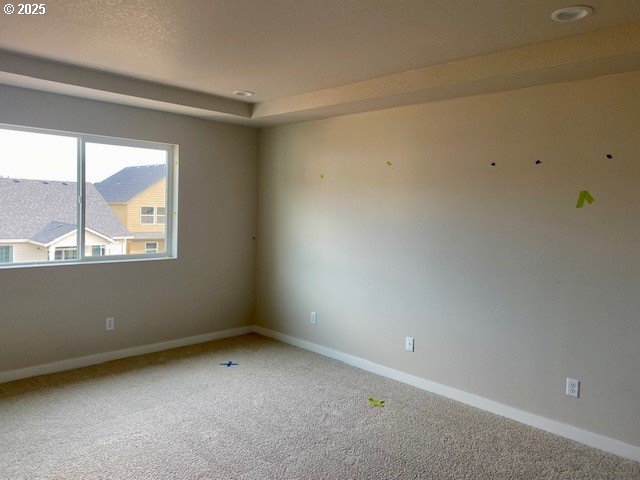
95;164;167;254
124;179;166;254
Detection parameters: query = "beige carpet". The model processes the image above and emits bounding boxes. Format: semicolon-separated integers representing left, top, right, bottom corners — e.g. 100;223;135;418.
1;334;639;479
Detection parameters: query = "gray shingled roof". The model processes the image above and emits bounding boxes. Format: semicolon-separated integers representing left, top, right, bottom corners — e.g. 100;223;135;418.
29;221;77;244
95;164;167;204
0;178;131;243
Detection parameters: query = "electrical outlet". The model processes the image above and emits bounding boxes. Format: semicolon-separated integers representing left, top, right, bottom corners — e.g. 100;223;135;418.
106;317;114;331
405;336;414;352
566;378;579;398
310;312;317;325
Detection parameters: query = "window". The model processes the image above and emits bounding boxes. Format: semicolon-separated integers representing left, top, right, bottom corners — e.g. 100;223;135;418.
54;247;78;261
140;206;165;224
156;207;166;225
0;246;13;263
141;207;155;224
0;124;177;268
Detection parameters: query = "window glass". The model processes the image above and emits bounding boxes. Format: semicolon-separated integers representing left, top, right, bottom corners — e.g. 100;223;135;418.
0;128;78;264
141;207;155;224
156;207;166;225
87;142;168;256
0;125;175;267
0;246;13;263
54;247;78;261
145;242;158;254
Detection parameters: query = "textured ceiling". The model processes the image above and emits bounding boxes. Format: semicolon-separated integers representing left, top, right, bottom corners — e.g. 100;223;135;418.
1;0;639;102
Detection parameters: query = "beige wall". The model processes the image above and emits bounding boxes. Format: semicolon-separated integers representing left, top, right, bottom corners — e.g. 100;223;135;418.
256;72;640;447
0;84;258;372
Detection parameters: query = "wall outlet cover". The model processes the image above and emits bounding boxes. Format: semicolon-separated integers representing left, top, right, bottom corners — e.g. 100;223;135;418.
405;336;414;352
106;317;115;331
310;312;318;325
566;378;580;398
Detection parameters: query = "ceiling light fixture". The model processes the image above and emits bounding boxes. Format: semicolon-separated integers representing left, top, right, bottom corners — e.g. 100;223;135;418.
233;90;255;97
551;5;593;22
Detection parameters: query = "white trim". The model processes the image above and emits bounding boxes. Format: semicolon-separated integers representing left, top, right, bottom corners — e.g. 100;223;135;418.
77;136;86;261
53;246;79;261
0;230;121;247
253;326;640;462
156;205;167;225
167;145;179;259
84;227;116;244
40;226;117;248
145;241;159;254
0;253;174;269
0;325;253;384
2;322;636;462
139;203;167;225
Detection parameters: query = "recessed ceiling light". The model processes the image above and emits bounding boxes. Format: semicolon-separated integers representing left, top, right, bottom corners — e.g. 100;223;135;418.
233;90;255;97
551;5;593;22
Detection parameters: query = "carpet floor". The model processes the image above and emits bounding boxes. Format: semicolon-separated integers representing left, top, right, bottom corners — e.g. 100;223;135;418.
1;333;639;479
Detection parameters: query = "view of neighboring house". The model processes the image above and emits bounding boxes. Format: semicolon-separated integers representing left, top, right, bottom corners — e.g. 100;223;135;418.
0;178;132;263
95;164;167;255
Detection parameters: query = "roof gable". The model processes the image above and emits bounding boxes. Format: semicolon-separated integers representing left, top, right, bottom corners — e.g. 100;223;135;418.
29;221;76;245
95;164;167;204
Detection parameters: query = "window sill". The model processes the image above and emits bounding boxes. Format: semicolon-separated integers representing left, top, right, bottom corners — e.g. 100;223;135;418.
0;255;177;270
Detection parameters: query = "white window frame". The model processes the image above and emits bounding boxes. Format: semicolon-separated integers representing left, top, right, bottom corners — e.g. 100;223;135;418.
0;122;179;269
54;247;78;261
140;206;155;224
145;242;159;254
140;206;166;225
156;206;166;225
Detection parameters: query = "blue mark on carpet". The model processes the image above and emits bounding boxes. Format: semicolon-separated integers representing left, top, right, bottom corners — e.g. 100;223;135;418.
220;361;238;367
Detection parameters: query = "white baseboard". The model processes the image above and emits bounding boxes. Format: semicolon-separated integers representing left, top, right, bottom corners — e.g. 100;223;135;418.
253;325;640;463
0;325;254;384
3;324;638;462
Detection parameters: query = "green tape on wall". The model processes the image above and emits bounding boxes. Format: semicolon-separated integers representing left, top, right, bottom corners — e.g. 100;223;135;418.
576;190;595;208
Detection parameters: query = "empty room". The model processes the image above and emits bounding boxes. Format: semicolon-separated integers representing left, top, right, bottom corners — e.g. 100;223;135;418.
1;1;639;479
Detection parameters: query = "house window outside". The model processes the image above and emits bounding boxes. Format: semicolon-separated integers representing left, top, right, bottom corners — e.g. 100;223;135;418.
145;242;158;254
141;206;165;224
0;123;177;268
0;246;13;263
141;207;155;224
156;207;166;225
54;247;78;261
